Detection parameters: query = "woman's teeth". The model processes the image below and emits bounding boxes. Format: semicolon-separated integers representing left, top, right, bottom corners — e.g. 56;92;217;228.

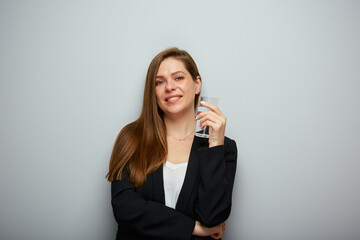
167;97;180;101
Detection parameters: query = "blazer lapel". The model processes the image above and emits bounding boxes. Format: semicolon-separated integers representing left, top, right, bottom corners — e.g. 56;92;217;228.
152;165;165;204
176;136;208;211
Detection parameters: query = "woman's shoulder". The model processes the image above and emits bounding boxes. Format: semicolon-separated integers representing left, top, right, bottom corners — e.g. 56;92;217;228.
224;136;236;145
224;136;237;153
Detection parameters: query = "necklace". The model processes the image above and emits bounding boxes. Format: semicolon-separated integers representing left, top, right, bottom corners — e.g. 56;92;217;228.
169;129;195;141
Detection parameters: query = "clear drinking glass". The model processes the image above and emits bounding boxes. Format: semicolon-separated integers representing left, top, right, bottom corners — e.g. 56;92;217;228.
195;96;219;138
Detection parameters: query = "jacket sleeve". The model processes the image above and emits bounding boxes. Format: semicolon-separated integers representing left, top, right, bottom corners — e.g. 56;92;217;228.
111;170;195;240
195;138;237;227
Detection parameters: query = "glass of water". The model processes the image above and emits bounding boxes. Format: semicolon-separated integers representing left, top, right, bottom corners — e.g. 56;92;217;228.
195;96;219;138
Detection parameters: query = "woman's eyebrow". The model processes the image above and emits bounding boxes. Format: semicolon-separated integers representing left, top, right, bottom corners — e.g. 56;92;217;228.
156;71;185;79
171;71;185;76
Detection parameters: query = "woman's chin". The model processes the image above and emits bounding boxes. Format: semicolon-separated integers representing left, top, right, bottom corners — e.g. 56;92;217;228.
163;108;194;119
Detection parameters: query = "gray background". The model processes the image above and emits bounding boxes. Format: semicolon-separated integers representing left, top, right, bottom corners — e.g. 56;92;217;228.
1;0;359;239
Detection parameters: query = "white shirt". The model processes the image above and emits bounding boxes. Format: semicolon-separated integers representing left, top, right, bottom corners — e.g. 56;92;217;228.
163;161;188;209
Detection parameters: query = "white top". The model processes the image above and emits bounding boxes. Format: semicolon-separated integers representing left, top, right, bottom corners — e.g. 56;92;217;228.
163;161;188;209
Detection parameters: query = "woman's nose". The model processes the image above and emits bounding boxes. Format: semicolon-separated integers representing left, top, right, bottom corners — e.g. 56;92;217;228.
165;79;176;91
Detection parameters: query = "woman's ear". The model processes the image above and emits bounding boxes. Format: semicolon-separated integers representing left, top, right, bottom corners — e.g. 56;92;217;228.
195;76;202;94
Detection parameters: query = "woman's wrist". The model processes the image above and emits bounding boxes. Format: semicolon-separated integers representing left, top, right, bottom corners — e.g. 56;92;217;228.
193;221;208;236
209;141;224;148
192;221;201;236
209;136;224;148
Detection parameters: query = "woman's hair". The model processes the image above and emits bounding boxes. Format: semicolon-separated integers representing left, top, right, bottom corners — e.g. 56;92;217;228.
106;47;201;186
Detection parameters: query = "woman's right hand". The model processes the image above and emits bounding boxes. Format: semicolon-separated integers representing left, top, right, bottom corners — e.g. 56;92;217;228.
193;221;226;239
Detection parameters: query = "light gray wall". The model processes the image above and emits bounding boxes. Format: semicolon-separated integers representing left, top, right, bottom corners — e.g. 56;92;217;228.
1;1;359;239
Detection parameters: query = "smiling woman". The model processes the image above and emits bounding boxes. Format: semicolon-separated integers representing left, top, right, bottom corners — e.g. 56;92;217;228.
107;47;237;240
155;58;201;120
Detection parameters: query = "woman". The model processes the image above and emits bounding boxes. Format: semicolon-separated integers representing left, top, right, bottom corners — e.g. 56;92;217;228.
107;47;237;240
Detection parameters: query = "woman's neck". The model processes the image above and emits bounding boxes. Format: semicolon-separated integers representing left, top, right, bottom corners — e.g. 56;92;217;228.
164;110;196;139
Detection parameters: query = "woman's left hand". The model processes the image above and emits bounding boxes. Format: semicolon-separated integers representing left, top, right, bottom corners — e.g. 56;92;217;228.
196;101;226;148
193;221;226;239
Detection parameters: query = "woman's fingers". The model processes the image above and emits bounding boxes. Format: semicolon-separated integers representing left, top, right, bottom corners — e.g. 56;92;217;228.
196;102;227;147
197;111;226;130
200;101;224;117
209;222;226;239
197;104;225;124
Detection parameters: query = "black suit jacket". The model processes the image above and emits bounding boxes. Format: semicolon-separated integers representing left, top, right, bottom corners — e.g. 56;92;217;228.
111;136;237;240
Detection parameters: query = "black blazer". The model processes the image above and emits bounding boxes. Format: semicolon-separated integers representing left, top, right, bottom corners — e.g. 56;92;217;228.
111;136;237;240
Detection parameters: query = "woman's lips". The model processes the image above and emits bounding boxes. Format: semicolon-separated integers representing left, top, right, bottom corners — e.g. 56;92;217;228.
165;95;182;102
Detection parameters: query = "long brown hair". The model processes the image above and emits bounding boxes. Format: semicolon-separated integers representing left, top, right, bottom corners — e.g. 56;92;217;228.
106;47;201;187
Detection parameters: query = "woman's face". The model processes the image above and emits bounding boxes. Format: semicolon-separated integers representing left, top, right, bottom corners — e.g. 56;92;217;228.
155;57;201;118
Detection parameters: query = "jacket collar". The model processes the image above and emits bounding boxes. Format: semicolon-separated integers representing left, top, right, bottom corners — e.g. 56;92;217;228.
176;136;208;211
152;136;209;208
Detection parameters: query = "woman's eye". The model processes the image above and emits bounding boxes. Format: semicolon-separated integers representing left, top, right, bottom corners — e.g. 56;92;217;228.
175;76;183;81
156;80;164;85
